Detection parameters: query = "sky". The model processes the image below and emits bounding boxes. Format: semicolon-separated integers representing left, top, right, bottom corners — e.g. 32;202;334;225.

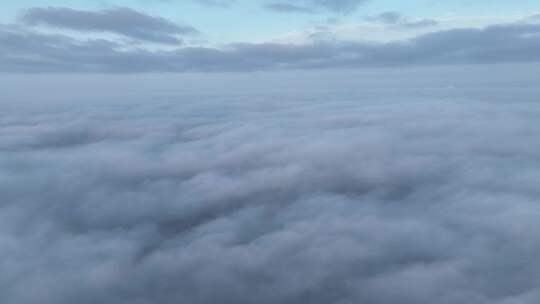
2;0;538;40
2;1;540;304
1;0;540;72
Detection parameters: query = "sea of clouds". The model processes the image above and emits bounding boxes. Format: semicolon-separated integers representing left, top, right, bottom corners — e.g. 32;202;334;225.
1;66;540;303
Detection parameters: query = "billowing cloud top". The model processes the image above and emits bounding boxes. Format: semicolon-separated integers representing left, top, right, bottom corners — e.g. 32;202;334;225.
2;1;540;303
1;66;540;303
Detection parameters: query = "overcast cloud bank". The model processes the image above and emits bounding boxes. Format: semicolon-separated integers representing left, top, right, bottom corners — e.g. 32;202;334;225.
1;72;540;303
2;8;540;73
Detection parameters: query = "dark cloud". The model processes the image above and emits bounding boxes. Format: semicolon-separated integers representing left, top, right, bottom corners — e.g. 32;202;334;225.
19;7;198;45
2;20;540;73
265;0;368;14
364;11;439;28
1;70;540;303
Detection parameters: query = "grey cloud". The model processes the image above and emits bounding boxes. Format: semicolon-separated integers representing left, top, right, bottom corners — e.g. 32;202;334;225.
19;7;198;45
1;70;540;303
1;21;540;73
264;3;315;14
372;11;403;23
265;0;368;14
365;11;439;28
405;19;438;28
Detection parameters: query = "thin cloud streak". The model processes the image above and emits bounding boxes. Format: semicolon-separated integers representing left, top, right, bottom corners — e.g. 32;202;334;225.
364;11;439;28
265;0;369;14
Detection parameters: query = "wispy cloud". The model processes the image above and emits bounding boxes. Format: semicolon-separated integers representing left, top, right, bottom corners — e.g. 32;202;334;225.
364;11;439;28
264;3;315;14
194;0;235;7
19;7;199;45
265;0;368;14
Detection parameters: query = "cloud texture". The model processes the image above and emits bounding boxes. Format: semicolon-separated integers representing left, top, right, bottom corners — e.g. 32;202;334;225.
1;72;540;303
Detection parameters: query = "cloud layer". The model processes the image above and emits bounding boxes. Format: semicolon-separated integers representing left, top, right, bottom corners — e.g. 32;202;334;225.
2;19;540;72
1;73;540;303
